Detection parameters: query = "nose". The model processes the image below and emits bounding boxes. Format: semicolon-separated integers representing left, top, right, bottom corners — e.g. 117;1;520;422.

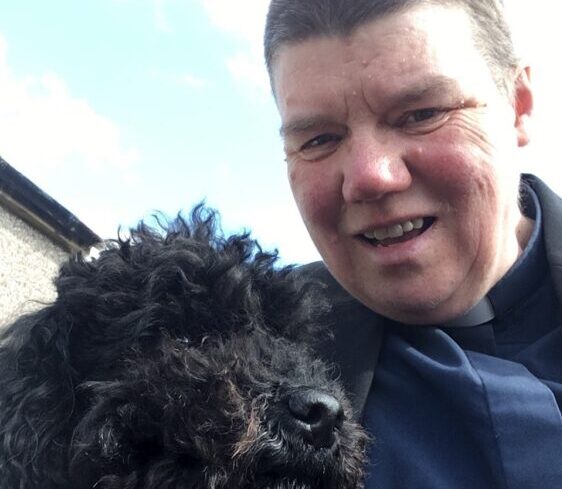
342;132;411;203
287;389;344;448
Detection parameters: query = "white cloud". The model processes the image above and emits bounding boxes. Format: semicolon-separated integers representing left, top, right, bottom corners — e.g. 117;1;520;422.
220;200;320;265
200;0;269;43
0;35;140;187
180;73;207;89
153;0;173;32
149;69;210;90
70;199;145;241
251;206;320;265
200;0;270;93
226;51;269;93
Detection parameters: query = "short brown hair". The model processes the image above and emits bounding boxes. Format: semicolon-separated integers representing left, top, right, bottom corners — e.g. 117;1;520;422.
264;0;519;97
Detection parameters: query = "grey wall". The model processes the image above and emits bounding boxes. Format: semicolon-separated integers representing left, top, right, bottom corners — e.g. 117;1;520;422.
0;205;68;327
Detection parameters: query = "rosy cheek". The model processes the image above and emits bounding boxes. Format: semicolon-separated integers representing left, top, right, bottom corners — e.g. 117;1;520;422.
288;164;340;230
408;138;486;194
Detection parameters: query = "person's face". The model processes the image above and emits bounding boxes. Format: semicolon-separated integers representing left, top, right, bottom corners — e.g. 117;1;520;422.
272;5;533;324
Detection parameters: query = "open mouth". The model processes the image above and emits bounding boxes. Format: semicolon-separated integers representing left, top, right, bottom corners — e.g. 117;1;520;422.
360;217;435;247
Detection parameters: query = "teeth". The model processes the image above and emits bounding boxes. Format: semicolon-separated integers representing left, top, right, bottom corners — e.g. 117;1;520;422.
387;224;404;238
363;218;426;241
373;229;388;241
402;221;414;233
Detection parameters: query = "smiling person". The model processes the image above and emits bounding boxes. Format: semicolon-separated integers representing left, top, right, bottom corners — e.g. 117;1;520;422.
264;0;562;487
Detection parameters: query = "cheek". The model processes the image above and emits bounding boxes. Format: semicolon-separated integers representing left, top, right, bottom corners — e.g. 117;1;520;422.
409;136;504;248
287;163;342;232
410;123;500;202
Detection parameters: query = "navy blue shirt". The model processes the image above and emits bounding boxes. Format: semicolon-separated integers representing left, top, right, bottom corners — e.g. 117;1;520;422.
364;185;562;488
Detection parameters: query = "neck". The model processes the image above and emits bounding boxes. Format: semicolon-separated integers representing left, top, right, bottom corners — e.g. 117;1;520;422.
516;215;534;256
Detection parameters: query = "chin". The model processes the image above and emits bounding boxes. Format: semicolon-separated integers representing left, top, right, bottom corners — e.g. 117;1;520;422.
365;291;470;325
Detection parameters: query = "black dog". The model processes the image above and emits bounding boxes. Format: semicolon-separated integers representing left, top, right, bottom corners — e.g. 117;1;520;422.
0;206;367;489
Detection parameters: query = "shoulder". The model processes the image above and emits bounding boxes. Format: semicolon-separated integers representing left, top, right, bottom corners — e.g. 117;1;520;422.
294;261;358;303
292;261;384;359
294;261;385;419
293;261;375;316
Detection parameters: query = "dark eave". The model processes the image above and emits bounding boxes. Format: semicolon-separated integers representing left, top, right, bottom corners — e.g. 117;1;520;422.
0;156;101;252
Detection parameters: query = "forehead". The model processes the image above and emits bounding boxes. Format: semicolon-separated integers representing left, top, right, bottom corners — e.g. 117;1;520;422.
272;4;496;124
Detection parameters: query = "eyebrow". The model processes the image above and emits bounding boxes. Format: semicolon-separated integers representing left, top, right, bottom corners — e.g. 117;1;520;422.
388;76;461;107
279;116;336;138
279;75;461;138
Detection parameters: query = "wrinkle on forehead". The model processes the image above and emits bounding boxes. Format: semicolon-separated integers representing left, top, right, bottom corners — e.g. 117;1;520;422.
275;4;499;138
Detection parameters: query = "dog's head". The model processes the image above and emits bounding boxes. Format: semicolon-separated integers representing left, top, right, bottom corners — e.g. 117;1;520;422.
0;206;367;489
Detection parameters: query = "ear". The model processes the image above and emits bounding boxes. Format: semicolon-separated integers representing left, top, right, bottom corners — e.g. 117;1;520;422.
513;66;533;147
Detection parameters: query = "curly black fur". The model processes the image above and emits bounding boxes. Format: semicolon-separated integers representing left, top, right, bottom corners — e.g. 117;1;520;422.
0;205;367;489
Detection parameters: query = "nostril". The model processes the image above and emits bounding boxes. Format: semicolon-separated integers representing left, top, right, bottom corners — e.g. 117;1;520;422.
289;392;343;426
287;390;344;448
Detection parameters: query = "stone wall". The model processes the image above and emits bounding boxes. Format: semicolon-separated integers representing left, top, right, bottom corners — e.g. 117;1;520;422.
0;205;68;327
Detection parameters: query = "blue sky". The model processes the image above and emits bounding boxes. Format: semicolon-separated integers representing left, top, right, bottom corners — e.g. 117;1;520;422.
0;1;560;264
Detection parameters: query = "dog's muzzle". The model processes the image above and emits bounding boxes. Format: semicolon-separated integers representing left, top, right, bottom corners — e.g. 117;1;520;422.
286;389;344;449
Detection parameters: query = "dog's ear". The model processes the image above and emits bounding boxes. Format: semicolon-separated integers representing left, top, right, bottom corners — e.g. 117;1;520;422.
0;302;76;488
246;258;332;343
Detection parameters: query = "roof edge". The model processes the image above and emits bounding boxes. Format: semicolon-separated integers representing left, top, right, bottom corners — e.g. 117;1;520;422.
0;157;101;252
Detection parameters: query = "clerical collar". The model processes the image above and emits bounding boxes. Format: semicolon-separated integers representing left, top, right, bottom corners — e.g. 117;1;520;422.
441;182;544;328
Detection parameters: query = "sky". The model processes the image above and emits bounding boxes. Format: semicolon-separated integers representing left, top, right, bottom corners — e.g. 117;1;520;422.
0;1;560;264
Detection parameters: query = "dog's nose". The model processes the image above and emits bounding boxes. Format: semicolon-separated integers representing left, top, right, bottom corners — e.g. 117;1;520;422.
287;389;344;448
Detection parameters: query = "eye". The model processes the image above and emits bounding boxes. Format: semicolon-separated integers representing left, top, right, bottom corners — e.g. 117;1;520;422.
297;133;343;161
301;133;341;149
395;106;455;134
408;108;442;123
